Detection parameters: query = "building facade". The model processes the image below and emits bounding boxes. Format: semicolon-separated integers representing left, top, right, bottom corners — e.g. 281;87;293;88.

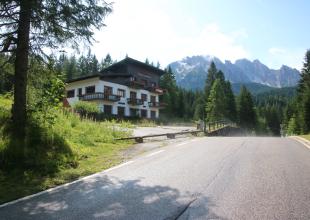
65;57;166;119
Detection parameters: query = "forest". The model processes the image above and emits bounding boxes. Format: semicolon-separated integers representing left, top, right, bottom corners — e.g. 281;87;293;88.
1;49;309;136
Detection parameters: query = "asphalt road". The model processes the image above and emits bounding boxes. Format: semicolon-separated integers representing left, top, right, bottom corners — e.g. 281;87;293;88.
1;137;310;220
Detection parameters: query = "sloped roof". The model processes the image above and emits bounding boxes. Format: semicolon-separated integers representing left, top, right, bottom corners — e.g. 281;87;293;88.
66;57;165;83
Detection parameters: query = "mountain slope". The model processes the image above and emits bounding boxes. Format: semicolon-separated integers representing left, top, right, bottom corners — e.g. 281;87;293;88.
170;55;300;90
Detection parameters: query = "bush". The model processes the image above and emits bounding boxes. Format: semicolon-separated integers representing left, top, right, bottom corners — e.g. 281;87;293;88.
73;101;100;115
0;98;132;173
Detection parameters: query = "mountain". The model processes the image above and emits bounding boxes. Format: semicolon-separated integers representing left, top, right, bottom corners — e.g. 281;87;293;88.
169;55;300;90
231;83;275;95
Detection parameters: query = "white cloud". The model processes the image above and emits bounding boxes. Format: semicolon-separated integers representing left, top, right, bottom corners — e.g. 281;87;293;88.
267;47;304;70
269;47;286;55
91;0;250;67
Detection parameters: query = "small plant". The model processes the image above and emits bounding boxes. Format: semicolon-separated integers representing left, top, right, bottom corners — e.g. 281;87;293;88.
73;101;100;116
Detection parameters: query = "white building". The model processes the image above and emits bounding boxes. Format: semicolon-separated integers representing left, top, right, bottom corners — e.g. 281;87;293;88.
65;57;166;119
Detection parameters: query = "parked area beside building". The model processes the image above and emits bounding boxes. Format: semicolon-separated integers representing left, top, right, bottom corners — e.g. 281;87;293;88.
65;57;166;119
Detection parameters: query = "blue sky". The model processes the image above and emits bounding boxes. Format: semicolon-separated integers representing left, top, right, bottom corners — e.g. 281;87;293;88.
91;0;309;70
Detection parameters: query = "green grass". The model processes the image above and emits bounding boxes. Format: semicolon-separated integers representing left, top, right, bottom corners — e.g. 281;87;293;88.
300;134;310;141
0;95;134;204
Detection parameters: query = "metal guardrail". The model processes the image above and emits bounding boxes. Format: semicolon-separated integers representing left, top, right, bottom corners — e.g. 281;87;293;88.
115;120;236;143
115;130;203;143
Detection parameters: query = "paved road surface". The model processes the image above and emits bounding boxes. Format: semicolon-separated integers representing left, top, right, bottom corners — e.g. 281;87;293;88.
1;137;310;219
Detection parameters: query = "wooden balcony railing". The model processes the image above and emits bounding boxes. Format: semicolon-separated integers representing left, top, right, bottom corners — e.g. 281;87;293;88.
148;101;166;108
146;86;164;94
127;81;164;94
127;98;144;105
79;92;121;102
127;81;145;89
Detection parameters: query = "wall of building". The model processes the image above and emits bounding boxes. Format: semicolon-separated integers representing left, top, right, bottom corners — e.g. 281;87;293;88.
66;78;160;118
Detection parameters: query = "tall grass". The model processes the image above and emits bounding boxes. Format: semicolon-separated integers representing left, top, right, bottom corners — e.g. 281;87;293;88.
0;94;134;203
0;94;132;172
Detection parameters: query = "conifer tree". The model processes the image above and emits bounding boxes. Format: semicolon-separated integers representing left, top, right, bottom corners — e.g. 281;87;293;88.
224;81;237;121
159;66;178;115
0;0;112;139
238;86;256;130
206;79;226;122
297;50;310;133
204;61;218;99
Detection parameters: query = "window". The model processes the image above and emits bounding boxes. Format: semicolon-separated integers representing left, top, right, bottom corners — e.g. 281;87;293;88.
118;106;125;116
141;93;147;102
151;111;156;119
130;76;137;81
104;86;113;94
141;79;148;86
130;91;137;99
151;82;156;87
150;95;156;102
130;108;138;117
104;105;112;114
141;109;147;118
86;85;95;94
78;88;82;96
66;90;75;98
117;89;126;97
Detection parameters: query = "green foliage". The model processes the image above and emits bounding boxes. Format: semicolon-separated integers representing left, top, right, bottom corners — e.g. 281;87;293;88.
204;61;218;99
206;79;226;122
73;101;100;115
284;49;310;135
0;98;132;203
0;94;131;176
287;115;300;135
204;62;237;123
237;86;257;130
0;54;14;94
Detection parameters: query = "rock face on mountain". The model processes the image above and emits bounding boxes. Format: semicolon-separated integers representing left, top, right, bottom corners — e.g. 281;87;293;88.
169;55;300;90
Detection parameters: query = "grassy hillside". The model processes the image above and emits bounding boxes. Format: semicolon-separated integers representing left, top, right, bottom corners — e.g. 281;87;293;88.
0;94;133;204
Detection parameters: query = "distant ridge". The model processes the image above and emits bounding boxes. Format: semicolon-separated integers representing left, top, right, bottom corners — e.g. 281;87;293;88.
231;82;297;96
169;55;300;90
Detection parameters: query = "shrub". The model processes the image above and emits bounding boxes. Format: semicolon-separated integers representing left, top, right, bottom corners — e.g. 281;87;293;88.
73;101;100;116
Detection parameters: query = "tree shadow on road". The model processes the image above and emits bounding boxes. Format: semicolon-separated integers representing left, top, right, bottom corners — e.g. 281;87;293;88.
0;174;225;219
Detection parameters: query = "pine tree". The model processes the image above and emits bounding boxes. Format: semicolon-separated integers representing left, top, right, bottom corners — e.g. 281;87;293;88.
159;66;178;116
238;86;256;130
206;79;226;122
0;0;112;139
145;58;150;65
204;61;218;99
297;50;310;133
103;53;113;68
224;81;237;121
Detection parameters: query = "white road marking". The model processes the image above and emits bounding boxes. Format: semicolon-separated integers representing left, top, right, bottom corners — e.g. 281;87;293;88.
290;136;310;149
176;142;189;146
104;160;134;172
146;150;165;158
0;160;135;208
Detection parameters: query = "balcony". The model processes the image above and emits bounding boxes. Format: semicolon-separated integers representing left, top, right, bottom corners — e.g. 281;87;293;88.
146;86;164;94
148;101;166;108
127;81;145;89
127;98;144;105
79;92;121;102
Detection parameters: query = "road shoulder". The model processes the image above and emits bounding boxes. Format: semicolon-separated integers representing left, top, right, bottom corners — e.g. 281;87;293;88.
290;136;310;149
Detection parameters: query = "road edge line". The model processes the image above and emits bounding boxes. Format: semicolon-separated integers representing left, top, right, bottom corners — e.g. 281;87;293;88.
0;160;135;209
289;136;310;149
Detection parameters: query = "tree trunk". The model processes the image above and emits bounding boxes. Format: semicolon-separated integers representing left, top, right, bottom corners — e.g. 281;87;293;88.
12;0;31;140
